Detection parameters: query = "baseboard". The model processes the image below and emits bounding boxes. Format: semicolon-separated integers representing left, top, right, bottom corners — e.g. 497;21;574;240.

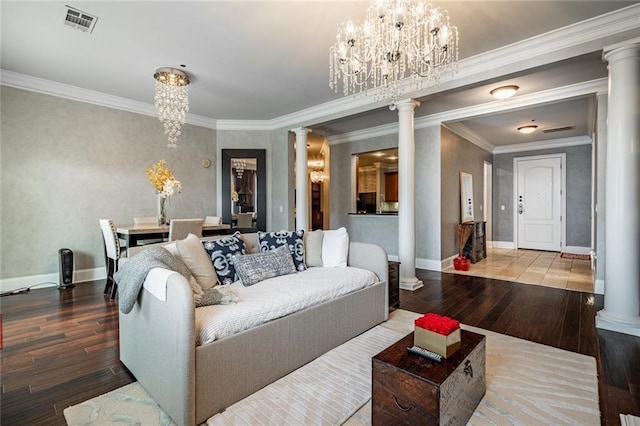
441;254;457;271
416;257;442;272
562;246;592;255
492;241;515;249
0;267;106;293
486;240;494;248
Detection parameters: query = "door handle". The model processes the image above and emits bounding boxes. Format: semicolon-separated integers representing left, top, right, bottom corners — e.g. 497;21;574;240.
518;203;524;214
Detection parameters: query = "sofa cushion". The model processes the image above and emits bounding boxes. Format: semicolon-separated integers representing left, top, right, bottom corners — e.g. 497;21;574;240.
176;234;218;290
233;245;297;286
258;230;306;271
304;229;324;267
322;227;349;267
202;231;246;285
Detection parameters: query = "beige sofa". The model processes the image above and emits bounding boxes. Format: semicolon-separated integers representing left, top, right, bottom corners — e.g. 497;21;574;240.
119;233;388;425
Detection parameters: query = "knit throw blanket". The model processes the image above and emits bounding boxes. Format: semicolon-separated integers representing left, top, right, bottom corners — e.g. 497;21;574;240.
114;246;192;314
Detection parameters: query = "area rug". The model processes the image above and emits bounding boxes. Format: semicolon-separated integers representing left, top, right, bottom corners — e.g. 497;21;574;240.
64;309;599;425
560;252;591;260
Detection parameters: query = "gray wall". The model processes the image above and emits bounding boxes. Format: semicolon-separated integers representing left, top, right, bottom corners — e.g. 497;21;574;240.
1;86;216;280
492;144;593;247
440;126;492;258
215;127;294;232
415;125;442;262
330;125;443;264
330;133;399;256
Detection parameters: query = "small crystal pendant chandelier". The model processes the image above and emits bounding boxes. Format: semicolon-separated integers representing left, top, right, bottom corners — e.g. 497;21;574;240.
154;67;190;148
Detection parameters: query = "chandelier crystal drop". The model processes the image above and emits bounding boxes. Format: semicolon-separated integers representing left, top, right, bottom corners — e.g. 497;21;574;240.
154;67;190;149
329;0;459;104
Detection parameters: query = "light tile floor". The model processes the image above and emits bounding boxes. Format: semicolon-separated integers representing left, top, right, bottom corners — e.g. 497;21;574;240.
443;248;594;292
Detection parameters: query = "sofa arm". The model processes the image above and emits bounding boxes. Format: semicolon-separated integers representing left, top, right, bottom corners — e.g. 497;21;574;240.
348;241;389;320
119;270;196;426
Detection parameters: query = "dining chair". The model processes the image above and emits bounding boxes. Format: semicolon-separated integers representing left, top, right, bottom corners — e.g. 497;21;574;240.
204;216;222;225
134;216;158;225
99;219;124;299
168;218;204;241
133;216;165;244
236;212;253;228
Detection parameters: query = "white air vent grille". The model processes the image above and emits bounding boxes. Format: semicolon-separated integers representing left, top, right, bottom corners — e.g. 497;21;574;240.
64;6;97;33
543;126;574;134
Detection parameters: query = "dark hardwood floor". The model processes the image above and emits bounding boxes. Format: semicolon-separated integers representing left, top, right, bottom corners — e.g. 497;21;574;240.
1;272;638;425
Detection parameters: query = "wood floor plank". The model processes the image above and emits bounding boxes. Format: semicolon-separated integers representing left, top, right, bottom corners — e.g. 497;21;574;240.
1;275;638;425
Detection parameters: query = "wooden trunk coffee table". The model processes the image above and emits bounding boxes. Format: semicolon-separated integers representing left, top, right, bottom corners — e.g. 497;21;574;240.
372;330;486;425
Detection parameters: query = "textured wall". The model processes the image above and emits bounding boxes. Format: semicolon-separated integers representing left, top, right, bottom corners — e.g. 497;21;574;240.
215;128;293;232
330;125;443;263
492;144;593;247
0;87;216;280
415;126;442;262
440;127;492;258
329;133;399;255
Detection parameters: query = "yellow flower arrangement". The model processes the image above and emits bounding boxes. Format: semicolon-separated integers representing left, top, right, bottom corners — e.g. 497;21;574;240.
146;160;182;197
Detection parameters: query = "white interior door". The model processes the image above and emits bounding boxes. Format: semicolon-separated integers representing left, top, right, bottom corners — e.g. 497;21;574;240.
515;155;564;251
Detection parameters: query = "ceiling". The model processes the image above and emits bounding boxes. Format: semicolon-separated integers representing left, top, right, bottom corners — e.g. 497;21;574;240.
2;1;639;148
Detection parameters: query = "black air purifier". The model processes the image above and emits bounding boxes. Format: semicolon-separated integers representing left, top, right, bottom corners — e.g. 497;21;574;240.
58;248;74;289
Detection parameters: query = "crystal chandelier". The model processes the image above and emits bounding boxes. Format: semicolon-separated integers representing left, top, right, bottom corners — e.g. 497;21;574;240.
310;170;326;183
154;67;190;148
329;0;459;104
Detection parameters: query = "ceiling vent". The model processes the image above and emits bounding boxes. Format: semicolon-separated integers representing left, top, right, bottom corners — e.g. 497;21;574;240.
543;126;574;134
63;6;98;33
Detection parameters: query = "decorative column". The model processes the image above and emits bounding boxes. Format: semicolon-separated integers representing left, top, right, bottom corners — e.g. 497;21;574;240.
396;99;423;290
293;127;311;231
596;39;640;337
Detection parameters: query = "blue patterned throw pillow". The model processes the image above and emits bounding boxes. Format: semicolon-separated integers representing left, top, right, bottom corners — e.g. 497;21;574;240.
202;231;246;285
257;230;306;271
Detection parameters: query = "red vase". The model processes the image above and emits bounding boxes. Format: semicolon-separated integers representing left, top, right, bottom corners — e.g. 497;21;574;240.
453;254;470;271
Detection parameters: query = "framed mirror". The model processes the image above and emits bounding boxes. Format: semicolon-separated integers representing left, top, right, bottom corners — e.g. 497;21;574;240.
460;171;474;223
222;149;266;231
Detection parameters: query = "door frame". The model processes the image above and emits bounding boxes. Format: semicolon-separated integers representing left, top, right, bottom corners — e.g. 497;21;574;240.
483;161;493;247
513;153;566;251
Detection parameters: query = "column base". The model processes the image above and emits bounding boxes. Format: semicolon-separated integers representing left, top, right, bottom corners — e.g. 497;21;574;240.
400;277;423;291
596;309;640;337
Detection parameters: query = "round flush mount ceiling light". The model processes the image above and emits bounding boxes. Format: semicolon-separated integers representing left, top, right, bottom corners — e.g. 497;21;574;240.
490;85;519;99
517;124;538;134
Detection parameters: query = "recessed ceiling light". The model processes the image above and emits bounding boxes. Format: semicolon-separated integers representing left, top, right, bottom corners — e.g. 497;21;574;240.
517;125;538;134
490;85;519;99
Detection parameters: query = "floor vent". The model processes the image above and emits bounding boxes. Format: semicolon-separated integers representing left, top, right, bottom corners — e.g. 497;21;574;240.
543;126;574;134
63;5;98;33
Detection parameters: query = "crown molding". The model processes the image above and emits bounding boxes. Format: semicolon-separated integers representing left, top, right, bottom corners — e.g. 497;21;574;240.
1;5;636;133
327;121;398;145
329;79;606;147
443;122;495;153
493;136;592;154
0;69;218;130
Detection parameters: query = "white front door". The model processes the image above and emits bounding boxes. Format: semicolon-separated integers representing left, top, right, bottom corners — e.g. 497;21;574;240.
515;155;564;251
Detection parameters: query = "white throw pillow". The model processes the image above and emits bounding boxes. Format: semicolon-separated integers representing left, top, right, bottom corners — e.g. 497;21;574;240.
322;227;349;267
304;229;324;267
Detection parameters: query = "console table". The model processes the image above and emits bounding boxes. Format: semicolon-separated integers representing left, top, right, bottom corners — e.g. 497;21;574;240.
462;221;486;263
372;330;486;425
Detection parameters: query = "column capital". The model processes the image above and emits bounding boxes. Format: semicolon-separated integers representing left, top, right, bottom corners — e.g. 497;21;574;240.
291;127;312;137
393;99;421;112
603;37;640;62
